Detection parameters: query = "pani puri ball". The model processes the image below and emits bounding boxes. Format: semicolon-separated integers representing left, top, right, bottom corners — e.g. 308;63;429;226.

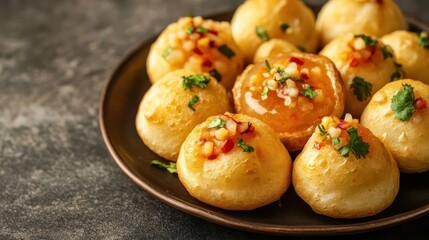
320;33;403;117
177;113;292;210
147;16;244;90
293;115;400;218
253;39;300;63
361;79;429;173
316;0;407;46
233;53;345;151
382;31;429;85
136;70;232;161
231;0;318;63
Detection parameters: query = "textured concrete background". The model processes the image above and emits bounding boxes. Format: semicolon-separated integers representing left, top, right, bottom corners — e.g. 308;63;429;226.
1;0;428;239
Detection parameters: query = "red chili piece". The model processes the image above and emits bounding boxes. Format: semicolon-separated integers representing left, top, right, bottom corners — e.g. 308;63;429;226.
289;57;304;65
208;29;218;35
337;121;351;130
349;58;359;67
202;59;213;68
207;153;218;160
193;48;203;55
221;139;234;153
414;97;427;110
301;73;309;80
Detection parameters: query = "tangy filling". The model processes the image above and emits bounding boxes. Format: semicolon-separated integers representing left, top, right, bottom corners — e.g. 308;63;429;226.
161;16;237;82
314;115;370;159
241;56;335;132
197;114;256;160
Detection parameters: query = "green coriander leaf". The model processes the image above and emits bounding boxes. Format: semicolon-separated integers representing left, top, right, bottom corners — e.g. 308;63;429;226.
391;62;404;81
391;84;416;121
338;127;370;159
256;26;270;42
280;23;290;32
318;124;326;136
186;25;194;35
261;86;269;97
355;34;378;47
182;74;210;90
151;160;177;174
188;95;199;111
381;46;393;59
351;76;373;101
209;69;222;82
162;47;173;59
300;87;318;99
265;59;271;72
218;44;236;59
391;72;402;81
297;46;306;52
418;32;429;49
332;137;341;145
196;26;208;33
237;138;254;152
206;117;225;129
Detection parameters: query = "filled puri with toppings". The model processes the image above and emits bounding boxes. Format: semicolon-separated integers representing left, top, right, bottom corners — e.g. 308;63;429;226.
177;113;292;210
316;0;407;46
233;53;345;151
292;115;400;218
146;16;244;90
320;33;403;117
136;70;231;161
231;0;318;63
382;31;429;85
361;79;429;173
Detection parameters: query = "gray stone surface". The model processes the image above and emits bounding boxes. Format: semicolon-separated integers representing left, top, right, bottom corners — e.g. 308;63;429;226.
1;0;428;239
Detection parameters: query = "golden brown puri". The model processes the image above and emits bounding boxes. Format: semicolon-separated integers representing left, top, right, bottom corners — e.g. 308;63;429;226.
316;0;407;47
135;70;232;161
361;79;429;173
231;0;317;63
320;33;402;118
382;31;429;85
146;16;244;90
253;39;300;64
177;113;292;210
293;115;400;218
233;53;344;152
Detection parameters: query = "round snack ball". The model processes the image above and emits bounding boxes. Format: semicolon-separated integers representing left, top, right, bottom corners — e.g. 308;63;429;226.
316;0;407;46
231;0;317;63
320;33;402;117
382;31;429;85
253;39;300;63
135;70;232;161
293;115;399;218
361;79;429;173
177;113;292;210
147;16;244;90
233;53;345;151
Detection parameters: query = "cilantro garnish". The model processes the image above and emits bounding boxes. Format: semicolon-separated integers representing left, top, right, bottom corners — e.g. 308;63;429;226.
209;69;222;82
237;138;254;152
218;44;235;59
206;117;225;129
182;74;210;90
355;34;378;47
318;124;326;136
332;137;341;145
188;95;199;111
280;23;290;32
162;47;173;59
391;84;415;121
196;26;208;33
261;86;269;98
273;68;303;85
151;160;177;174
380;46;393;59
391;62;404;81
256;26;269;42
338;127;370;159
186;25;194;35
300;87;318;99
351;76;373;101
418;32;429;49
265;59;271;72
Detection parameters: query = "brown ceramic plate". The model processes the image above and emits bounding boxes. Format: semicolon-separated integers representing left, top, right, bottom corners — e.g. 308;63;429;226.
99;6;429;236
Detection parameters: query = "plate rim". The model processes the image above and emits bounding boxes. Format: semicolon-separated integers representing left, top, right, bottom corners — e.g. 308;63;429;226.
99;8;429;236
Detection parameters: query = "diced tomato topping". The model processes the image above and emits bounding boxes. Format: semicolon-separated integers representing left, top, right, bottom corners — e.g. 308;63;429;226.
337;121;351;130
207;153;218;160
193;48;203;55
290;57;304;65
221;139;234;153
202;59;212;68
208;29;218;35
301;73;309;80
414;97;427;110
349;58;359;67
314;142;323;150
